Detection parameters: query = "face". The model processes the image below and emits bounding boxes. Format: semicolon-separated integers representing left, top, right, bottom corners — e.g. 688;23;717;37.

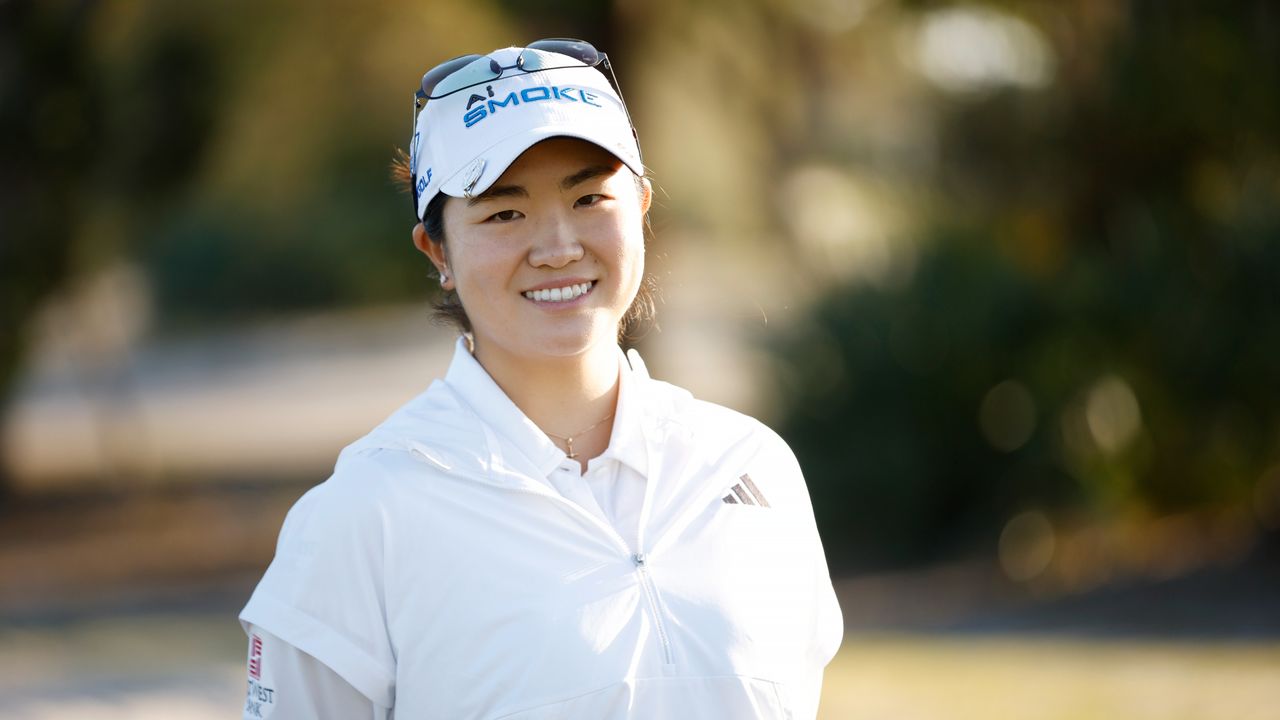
415;138;651;366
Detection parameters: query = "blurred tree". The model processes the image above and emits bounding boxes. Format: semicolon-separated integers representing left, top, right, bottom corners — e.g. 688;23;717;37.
2;2;227;500
1;1;103;503
773;1;1280;570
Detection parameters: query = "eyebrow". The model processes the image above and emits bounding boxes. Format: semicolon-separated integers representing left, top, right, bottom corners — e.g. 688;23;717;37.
467;184;527;206
466;164;618;207
560;164;616;190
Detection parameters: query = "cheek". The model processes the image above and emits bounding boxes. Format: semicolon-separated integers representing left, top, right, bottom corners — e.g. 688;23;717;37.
622;203;648;265
612;221;647;296
622;230;645;274
445;243;509;319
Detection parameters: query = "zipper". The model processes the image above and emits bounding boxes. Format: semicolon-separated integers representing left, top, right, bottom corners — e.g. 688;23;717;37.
632;552;675;665
413;450;678;666
510;481;677;667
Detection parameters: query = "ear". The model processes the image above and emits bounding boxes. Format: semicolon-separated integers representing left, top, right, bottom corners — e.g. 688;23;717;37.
412;223;453;289
639;177;653;215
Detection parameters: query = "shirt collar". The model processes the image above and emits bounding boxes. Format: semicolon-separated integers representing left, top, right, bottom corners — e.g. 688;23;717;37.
441;337;650;479
442;337;564;478
593;346;649;477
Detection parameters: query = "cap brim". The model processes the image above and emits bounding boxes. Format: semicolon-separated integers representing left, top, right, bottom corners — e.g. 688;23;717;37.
438;125;644;199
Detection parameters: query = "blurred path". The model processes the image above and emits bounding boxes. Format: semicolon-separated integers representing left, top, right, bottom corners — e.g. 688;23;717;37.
3;305;455;491
0;613;242;720
821;634;1280;720
833;535;1280;639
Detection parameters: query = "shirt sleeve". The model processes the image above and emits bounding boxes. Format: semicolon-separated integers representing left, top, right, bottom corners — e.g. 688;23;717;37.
242;624;389;720
800;458;844;720
240;455;398;709
758;426;844;720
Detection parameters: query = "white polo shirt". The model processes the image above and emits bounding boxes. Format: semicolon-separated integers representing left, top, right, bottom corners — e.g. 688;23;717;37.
240;338;842;719
439;336;651;553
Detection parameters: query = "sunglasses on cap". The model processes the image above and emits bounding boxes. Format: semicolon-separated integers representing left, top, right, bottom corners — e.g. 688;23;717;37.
416;38;611;102
409;38;640;213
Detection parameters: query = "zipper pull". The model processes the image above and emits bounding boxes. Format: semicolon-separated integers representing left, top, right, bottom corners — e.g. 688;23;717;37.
632;552;646;567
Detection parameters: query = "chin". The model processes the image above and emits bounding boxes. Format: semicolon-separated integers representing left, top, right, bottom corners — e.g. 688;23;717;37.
526;321;620;359
531;334;610;359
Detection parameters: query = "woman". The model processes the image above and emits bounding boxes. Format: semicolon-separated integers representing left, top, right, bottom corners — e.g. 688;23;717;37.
240;39;842;720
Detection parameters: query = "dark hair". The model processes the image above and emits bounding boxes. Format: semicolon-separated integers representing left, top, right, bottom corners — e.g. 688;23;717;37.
420;190;471;332
392;149;657;341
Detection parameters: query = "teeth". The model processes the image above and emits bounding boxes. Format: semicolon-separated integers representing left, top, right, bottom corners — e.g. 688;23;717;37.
524;282;594;303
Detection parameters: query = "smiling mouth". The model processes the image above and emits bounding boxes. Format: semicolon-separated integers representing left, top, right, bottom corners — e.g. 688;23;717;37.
523;281;595;303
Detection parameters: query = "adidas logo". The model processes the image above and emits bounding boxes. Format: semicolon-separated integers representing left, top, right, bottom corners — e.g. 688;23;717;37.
722;473;770;507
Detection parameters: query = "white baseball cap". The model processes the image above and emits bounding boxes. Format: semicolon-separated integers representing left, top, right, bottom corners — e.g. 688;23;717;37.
409;43;643;220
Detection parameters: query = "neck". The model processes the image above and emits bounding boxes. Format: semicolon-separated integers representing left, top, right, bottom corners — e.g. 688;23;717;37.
473;338;620;470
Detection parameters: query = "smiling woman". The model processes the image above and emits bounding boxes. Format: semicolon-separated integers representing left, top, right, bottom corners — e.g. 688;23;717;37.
420;139;650;394
413;142;658;343
237;40;842;720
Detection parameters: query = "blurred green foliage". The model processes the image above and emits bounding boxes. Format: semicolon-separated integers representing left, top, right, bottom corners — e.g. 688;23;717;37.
1;2;100;398
773;1;1280;569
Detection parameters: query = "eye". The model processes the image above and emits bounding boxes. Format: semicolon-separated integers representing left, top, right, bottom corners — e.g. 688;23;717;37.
485;209;523;223
575;193;606;208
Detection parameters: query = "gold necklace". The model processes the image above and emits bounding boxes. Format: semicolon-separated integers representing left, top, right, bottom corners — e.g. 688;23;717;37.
543;412;615;460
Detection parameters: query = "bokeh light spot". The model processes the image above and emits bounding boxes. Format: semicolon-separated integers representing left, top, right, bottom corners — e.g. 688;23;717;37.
978;379;1037;452
908;6;1055;94
999;509;1056;582
781;165;911;288
1085;375;1142;455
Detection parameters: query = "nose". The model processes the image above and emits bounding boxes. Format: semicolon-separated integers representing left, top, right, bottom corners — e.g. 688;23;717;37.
527;212;584;269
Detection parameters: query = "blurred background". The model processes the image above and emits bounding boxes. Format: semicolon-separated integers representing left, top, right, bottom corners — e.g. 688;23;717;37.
3;0;1279;717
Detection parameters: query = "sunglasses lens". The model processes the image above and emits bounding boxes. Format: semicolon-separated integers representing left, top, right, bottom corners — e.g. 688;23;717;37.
422;55;504;98
421;55;479;97
525;38;600;67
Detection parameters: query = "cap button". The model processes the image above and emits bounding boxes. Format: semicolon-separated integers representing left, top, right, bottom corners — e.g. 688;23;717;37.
462;158;486;199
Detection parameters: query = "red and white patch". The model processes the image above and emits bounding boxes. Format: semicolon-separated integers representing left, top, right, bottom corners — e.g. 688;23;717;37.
248;633;264;680
244;632;277;718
